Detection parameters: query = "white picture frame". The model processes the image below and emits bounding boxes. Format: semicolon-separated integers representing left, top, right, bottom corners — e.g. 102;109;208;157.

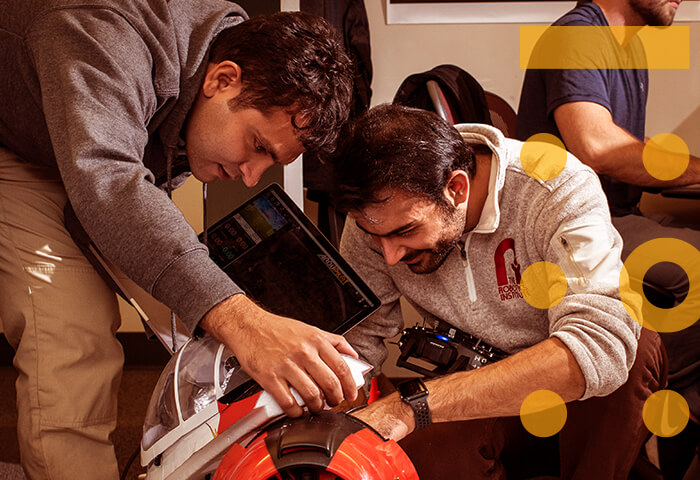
385;1;700;25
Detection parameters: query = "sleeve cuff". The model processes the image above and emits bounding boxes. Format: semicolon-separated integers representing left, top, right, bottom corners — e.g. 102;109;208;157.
151;247;243;333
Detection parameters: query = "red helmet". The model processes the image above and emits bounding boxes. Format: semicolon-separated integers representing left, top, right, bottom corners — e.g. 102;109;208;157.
213;411;418;480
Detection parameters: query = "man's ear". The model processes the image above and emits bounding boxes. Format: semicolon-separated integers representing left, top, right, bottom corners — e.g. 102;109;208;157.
201;61;242;98
445;170;470;207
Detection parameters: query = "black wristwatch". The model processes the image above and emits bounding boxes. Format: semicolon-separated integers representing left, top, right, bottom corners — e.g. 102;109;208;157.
398;378;431;430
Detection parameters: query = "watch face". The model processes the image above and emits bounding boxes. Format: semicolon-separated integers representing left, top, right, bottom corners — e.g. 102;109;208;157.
399;379;428;400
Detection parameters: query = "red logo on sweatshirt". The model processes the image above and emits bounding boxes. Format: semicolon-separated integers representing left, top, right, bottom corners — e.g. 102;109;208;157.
495;238;522;301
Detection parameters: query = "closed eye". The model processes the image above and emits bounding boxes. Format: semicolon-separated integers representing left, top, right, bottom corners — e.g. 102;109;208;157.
254;139;267;154
356;220;419;239
394;228;416;238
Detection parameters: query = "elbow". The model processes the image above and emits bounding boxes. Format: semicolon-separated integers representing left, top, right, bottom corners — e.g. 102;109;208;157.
558;328;638;401
564;365;587;402
569;141;611;176
591;338;639;399
582;359;631;400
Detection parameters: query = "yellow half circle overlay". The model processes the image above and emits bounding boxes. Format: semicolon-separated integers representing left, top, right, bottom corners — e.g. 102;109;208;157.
643;390;689;438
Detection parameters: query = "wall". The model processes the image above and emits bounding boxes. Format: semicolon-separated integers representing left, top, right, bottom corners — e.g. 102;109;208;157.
3;2;693;385
368;2;522;109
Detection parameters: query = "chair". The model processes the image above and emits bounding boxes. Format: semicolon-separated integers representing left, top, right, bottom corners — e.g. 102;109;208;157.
426;80;455;124
394;64;492;126
395;65;518;142
484;91;517;138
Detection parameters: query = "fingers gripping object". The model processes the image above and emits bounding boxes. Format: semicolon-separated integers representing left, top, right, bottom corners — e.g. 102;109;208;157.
140;334;418;480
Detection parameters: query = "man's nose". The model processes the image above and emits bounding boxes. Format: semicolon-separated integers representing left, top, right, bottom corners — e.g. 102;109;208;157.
240;158;274;187
377;237;406;266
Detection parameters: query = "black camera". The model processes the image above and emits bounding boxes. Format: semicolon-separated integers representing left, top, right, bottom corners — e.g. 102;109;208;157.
397;324;508;378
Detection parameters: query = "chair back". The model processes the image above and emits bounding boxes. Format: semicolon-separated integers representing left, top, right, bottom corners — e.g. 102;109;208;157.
484;91;517;138
394;64;491;125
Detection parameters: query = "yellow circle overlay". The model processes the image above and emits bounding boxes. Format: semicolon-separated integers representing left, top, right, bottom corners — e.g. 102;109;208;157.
520;390;567;437
520;133;568;181
520;261;568;309
642;133;690;181
619;238;699;332
643;390;689;438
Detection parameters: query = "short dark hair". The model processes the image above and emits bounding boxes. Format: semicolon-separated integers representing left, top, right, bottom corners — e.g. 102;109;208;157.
209;12;353;156
331;103;476;212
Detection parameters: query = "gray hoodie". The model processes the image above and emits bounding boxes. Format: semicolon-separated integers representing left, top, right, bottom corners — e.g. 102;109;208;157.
340;124;642;400
0;0;247;331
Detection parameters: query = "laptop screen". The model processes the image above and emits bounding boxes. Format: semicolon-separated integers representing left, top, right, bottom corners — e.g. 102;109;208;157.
200;184;380;335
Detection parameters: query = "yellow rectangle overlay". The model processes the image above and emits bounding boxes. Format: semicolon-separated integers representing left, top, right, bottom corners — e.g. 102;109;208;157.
520;25;689;70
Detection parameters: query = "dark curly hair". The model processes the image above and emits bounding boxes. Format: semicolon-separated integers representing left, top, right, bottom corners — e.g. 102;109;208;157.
331;104;477;213
209;12;354;157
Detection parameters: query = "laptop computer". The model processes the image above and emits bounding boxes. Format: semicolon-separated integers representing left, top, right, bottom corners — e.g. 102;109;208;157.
199;183;380;335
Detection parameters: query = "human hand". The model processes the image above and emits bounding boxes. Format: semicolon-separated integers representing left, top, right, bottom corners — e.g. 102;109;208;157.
351;393;414;441
199;294;359;417
331;384;368;413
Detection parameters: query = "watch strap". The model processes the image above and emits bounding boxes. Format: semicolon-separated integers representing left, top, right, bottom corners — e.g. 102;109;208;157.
409;395;431;430
399;379;432;430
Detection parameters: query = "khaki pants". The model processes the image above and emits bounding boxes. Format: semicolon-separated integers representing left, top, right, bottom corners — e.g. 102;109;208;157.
0;147;123;479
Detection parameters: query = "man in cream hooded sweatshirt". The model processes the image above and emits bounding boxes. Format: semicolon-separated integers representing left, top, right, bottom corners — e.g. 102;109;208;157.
333;104;666;479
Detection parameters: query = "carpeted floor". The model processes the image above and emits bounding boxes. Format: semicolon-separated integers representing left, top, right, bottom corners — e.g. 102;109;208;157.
0;463;25;480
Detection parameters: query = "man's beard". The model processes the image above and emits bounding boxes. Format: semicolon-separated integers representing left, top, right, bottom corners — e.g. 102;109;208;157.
403;208;465;275
630;0;676;26
403;237;460;274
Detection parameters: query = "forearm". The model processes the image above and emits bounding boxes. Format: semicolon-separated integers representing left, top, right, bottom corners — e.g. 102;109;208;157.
554;101;700;187
355;337;586;439
585;135;700;188
427;337;585;422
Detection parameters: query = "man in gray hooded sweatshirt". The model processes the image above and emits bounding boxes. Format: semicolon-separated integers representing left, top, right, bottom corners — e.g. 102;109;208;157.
0;2;355;478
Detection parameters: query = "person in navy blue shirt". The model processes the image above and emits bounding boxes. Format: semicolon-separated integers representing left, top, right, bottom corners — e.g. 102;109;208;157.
517;1;699;478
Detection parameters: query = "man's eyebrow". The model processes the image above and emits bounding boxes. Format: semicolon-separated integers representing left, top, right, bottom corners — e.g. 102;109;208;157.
356;220;417;238
258;135;280;163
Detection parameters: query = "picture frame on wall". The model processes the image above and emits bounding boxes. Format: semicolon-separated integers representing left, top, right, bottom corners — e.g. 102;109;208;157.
385;0;700;24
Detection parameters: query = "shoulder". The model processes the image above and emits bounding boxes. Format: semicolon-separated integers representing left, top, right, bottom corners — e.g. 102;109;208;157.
503;137;604;208
554;2;606;27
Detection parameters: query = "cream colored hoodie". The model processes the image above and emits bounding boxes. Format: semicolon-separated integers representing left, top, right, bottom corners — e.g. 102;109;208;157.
340;124;641;400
